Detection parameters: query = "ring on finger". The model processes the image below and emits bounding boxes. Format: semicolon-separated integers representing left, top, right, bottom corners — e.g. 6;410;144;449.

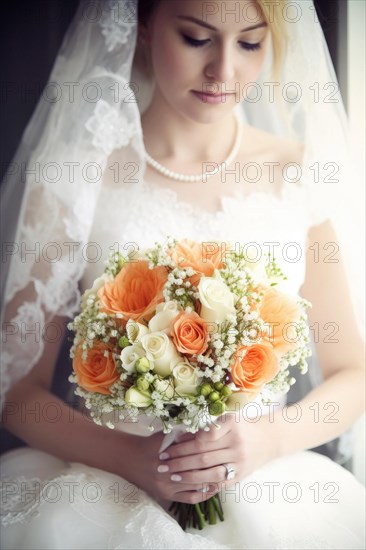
222;463;236;481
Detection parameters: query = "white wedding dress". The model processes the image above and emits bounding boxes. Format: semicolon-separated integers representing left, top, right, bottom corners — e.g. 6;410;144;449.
1;175;365;549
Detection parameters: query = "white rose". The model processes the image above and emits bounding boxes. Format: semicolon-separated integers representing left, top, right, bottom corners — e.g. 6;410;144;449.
141;332;180;377
81;273;112;309
149;301;180;333
117;245;148;262
120;344;145;374
154;378;175;400
198;276;235;323
243;251;267;282
125;387;152;408
126;319;149;343
172;360;199;396
130;247;148;260
155;300;179;314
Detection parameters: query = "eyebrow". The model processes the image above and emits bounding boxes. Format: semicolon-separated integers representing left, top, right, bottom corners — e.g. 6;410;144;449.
176;16;267;33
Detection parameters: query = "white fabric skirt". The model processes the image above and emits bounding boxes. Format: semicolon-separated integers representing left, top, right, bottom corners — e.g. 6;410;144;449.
1;446;365;549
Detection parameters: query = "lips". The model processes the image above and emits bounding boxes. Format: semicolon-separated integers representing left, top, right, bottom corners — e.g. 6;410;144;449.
191;90;234;104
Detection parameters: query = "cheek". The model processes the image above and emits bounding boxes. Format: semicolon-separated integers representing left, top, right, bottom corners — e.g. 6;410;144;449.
151;36;200;91
151;36;189;86
240;52;267;84
240;33;270;84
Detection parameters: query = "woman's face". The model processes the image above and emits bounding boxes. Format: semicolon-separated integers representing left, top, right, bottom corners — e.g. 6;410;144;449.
145;0;269;123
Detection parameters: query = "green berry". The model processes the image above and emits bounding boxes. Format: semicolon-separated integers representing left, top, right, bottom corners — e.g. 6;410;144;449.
136;377;150;392
214;382;224;391
118;336;130;349
200;383;213;397
209;401;226;416
208;391;220;402
135;357;150;373
221;386;232;398
117;255;125;270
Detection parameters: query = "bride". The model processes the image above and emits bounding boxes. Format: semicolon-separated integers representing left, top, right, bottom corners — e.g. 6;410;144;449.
1;0;365;548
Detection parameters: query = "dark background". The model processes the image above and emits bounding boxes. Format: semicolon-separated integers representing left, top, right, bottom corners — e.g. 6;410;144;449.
0;0;347;184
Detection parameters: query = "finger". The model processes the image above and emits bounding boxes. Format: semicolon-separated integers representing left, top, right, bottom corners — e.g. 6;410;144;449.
167;419;233;458
174;432;195;444
195;419;232;443
160;449;230;475
170;463;235;485
170;485;220;504
162;432;231;460
161;480;216;501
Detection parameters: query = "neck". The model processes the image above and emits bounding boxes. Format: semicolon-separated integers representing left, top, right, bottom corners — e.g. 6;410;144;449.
141;90;238;164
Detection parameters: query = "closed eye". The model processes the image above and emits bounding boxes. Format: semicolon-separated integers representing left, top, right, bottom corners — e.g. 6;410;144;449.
181;34;210;48
181;34;262;52
239;42;261;52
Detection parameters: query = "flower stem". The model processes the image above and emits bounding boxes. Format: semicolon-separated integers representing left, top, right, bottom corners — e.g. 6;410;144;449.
207;498;216;524
170;494;225;531
212;495;224;521
194;503;206;530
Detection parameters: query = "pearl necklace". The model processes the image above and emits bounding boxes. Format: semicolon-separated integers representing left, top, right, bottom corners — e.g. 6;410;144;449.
145;113;242;182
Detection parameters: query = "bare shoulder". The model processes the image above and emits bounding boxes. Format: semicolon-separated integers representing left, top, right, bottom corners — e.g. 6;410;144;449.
238;124;304;166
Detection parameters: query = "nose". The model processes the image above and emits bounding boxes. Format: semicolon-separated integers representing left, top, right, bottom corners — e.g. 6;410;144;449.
204;43;236;83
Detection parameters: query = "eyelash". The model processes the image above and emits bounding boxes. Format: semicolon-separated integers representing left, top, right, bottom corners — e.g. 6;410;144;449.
181;34;261;52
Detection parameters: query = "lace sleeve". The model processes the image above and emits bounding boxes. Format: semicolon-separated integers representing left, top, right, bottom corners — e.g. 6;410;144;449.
1;180;87;405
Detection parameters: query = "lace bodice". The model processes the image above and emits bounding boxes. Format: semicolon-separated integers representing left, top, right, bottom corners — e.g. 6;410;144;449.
81;178;313;296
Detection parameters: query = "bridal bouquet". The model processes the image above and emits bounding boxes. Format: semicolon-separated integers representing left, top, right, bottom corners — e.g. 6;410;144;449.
68;238;311;529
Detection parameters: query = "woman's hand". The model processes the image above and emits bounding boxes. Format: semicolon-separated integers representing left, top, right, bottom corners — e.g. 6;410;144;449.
151;412;280;504
118;429;220;507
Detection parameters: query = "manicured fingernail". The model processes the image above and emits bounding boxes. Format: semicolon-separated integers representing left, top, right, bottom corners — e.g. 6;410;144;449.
159;452;170;460
157;464;169;473
171;474;182;482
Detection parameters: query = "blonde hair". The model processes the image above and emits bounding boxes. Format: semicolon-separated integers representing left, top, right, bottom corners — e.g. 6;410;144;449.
256;0;288;79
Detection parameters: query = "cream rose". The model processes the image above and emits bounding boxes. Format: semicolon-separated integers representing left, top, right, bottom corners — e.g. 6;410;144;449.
120;344;145;374
141;332;180;377
172;360;199;396
154;378;175;399
125;386;152;408
81;273;112;309
243;250;267;282
149;301;180;333
198;275;235;323
126;319;149;343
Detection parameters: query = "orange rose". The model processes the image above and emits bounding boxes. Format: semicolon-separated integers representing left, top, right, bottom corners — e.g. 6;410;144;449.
259;287;302;354
169;239;225;286
73;341;119;395
98;260;168;323
230;343;279;397
172;312;209;355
